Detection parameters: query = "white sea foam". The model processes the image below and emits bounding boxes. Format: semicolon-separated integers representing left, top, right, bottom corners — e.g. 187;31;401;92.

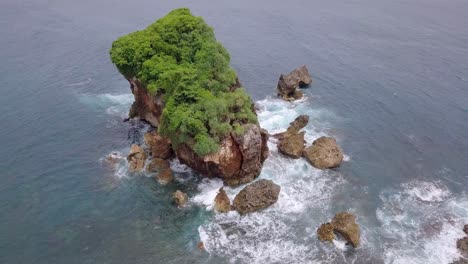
198;97;354;263
79;93;134;117
377;180;468;264
191;178;224;210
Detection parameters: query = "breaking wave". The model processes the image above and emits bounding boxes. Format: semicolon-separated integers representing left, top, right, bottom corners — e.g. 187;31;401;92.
377;180;468;264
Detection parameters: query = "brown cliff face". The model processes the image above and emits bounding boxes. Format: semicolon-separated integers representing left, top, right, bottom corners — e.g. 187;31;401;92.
128;78;164;127
127;79;269;186
176;124;269;186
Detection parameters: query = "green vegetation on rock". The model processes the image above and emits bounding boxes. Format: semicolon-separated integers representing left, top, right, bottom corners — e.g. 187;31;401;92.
110;8;257;156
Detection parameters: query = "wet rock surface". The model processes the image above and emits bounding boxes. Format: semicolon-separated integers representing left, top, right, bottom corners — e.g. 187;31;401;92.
214;187;231;213
303;136;343;169
156;169;173;185
317;223;335;242
127;144;147;172
233;179;280;215
172;190;188;207
276;115;309;158
144;131;173;160
277;65;312;101
331;212;360;248
146;158;170;172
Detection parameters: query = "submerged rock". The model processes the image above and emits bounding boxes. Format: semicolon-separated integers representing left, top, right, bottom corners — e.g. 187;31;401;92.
233;179;280;215
146;158;170;172
172;190;188;207
214;187;231;213
276;115;309;158
156;169;173;185
277;65;312;101
197;241;205;251
127;144;147;172
303;136;343;169
331;212;360;248
458;236;468;258
317;222;335;242
144;131;173;160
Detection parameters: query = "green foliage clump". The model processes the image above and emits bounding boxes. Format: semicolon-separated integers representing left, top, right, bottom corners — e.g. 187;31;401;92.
110;8;258;156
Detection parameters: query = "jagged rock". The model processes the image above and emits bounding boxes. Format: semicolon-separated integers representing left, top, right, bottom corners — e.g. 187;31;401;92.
276;115;309;158
331;212;360;248
146;158;170;172
172;190;188;207
303;136;343;169
127;144;147;172
278;132;306;158
317;222;335;242
104;151;124;168
144;131;173;159
458;237;468;258
214;187;231;213
233;179;280;214
451;259;468;264
176;124;269;186
156;169;173;185
277;65;312;101
464;224;468;235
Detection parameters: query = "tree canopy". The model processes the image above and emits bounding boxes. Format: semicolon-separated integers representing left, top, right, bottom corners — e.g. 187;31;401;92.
110;8;258;156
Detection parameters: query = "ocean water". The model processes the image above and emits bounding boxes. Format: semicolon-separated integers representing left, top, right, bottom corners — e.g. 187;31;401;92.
1;0;468;263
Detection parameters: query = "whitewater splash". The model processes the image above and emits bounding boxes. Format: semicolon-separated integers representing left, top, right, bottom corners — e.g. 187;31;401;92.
377;180;468;264
91;92;468;263
195;97;364;263
78;93;134;118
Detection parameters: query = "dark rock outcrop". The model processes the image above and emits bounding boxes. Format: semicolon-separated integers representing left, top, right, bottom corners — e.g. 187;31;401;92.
233;179;280;214
303;136;343;169
331;212;360;248
173;190;188;207
127;144;147;172
464;224;468;235
176;124;269;186
214;187;231;213
144;131;173;160
277;65;312;101
317;222;335;242
276;115;309;158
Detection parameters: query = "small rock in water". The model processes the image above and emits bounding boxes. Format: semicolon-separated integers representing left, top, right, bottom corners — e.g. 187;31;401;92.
197;241;205;251
147;158;170;173
173;190;188;207
303;136;343;169
317;222;335;242
277;65;312;101
156;169;173;185
214;187;231;213
331;212;360;248
233;179;280;215
276;115;309;159
464;224;468;235
127;144;147;172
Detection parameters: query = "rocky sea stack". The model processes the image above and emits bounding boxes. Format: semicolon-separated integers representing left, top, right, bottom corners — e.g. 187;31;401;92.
110;8;268;186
